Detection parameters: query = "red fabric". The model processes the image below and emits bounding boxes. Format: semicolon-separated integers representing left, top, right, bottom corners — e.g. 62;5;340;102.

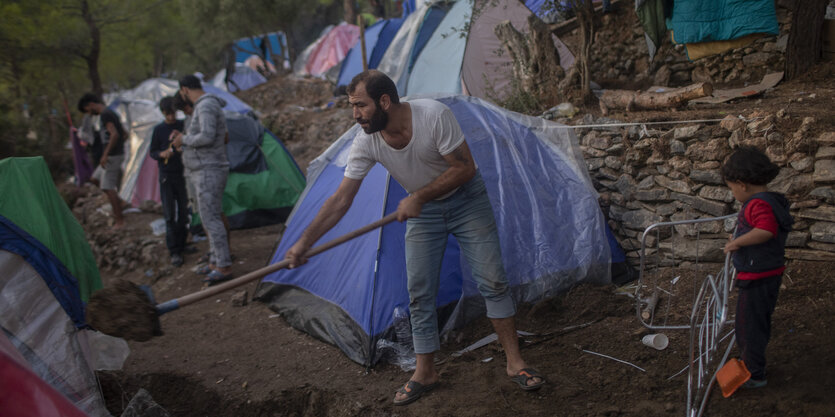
737;198;784;280
0;350;88;417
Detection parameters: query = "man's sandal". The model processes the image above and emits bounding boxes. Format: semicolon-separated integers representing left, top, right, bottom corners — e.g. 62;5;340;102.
511;368;546;391
393;380;439;406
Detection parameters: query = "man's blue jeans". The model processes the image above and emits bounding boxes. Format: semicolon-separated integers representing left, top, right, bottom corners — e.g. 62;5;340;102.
405;172;516;354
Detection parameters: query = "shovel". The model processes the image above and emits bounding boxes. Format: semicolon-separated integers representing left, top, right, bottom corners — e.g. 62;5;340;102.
86;213;398;341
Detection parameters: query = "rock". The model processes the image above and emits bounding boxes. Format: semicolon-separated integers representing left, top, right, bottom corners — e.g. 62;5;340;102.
634;188;671;201
765;145;788;164
747;116;774;136
637;175;655;190
606;143;625;155
791;200;821;210
808;241;835;252
604;156;623;170
625;149;645;166
816;146;835;159
813;160;835;183
810;222;835;243
671;70;691;83
775;34;788;52
818;132;835;145
769;168;814;195
691;66;713;83
698;186;735;203
659;238;726;262
655;176;691;194
743;52;771;67
673;125;701;141
690;169;724;185
584;131;612;150
809;187;835;204
587;158;605;171
694;161;720;170
614;174;636;197
786;231;809;247
646;151;666;165
621;210;664;230
685;138;730;162
789;155;815;172
654;64;672;86
231;290;249;307
671;192;730;216
798;207;835;222
598;167;620;181
668;156;691;173
670;140;687;155
720;115;745;132
785;249;835;261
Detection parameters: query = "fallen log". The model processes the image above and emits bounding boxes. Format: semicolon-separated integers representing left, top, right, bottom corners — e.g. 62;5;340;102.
599;82;713;115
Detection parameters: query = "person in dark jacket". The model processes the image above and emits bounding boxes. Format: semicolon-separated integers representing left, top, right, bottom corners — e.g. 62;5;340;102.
150;96;189;267
722;146;793;389
171;75;233;284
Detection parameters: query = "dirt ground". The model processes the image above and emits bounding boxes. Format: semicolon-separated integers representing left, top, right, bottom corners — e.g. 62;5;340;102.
87;8;835;417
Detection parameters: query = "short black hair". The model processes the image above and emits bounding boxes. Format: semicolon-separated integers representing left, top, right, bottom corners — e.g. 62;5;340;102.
159;96;176;114
77;93;102;113
347;70;400;105
721;146;780;185
179;74;202;90
172;93;191;111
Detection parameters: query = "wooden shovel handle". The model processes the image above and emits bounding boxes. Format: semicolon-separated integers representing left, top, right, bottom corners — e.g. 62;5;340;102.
158;212;398;314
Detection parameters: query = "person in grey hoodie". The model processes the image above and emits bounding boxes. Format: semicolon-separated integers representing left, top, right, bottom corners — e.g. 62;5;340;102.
171;75;233;283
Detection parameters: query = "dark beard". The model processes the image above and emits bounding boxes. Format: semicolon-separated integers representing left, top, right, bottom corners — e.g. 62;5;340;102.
358;104;388;134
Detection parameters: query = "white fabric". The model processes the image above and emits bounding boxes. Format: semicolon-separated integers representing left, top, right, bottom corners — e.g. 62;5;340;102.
345;99;464;197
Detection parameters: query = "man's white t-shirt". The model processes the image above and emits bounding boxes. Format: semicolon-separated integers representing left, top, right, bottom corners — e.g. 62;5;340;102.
344;99;466;198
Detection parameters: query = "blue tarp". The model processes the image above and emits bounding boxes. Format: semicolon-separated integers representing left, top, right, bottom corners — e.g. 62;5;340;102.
203;84;253;115
668;0;778;44
369;18;404;70
0;216;86;328
408;4;451;73
337;20;387;87
232;32;289;65
257;95;612;366
337;18;406;87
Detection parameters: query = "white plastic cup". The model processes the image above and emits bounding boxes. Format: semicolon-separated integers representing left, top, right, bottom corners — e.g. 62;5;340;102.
642;333;669;350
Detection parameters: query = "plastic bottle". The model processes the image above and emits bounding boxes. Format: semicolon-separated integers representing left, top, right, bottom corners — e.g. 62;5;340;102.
393;306;413;350
389;307;416;371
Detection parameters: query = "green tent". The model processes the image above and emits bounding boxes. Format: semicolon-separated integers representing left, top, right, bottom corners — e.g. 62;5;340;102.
0;157;102;303
191;114;306;230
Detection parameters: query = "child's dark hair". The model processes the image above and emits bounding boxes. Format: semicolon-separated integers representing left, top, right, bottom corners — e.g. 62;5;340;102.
721;146;780;185
159;96;176;115
172;94;190;111
77;92;102;113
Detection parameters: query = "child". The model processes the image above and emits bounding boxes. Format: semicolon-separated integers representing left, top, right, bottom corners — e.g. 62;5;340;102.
149;96;189;267
721;146;793;389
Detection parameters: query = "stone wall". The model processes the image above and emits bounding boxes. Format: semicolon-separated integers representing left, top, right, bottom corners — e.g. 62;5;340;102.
591;3;791;88
577;114;835;265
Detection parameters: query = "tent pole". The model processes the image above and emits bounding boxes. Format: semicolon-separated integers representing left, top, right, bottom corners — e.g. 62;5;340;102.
358;16;368;71
366;173;392;369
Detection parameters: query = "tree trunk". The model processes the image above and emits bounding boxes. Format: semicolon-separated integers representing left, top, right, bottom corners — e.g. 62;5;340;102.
494;15;564;106
785;0;829;80
572;0;594;102
80;0;103;96
599;82;713;115
344;0;357;28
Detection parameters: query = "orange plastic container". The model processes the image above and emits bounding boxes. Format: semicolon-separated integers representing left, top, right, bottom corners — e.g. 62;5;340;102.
716;358;751;397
